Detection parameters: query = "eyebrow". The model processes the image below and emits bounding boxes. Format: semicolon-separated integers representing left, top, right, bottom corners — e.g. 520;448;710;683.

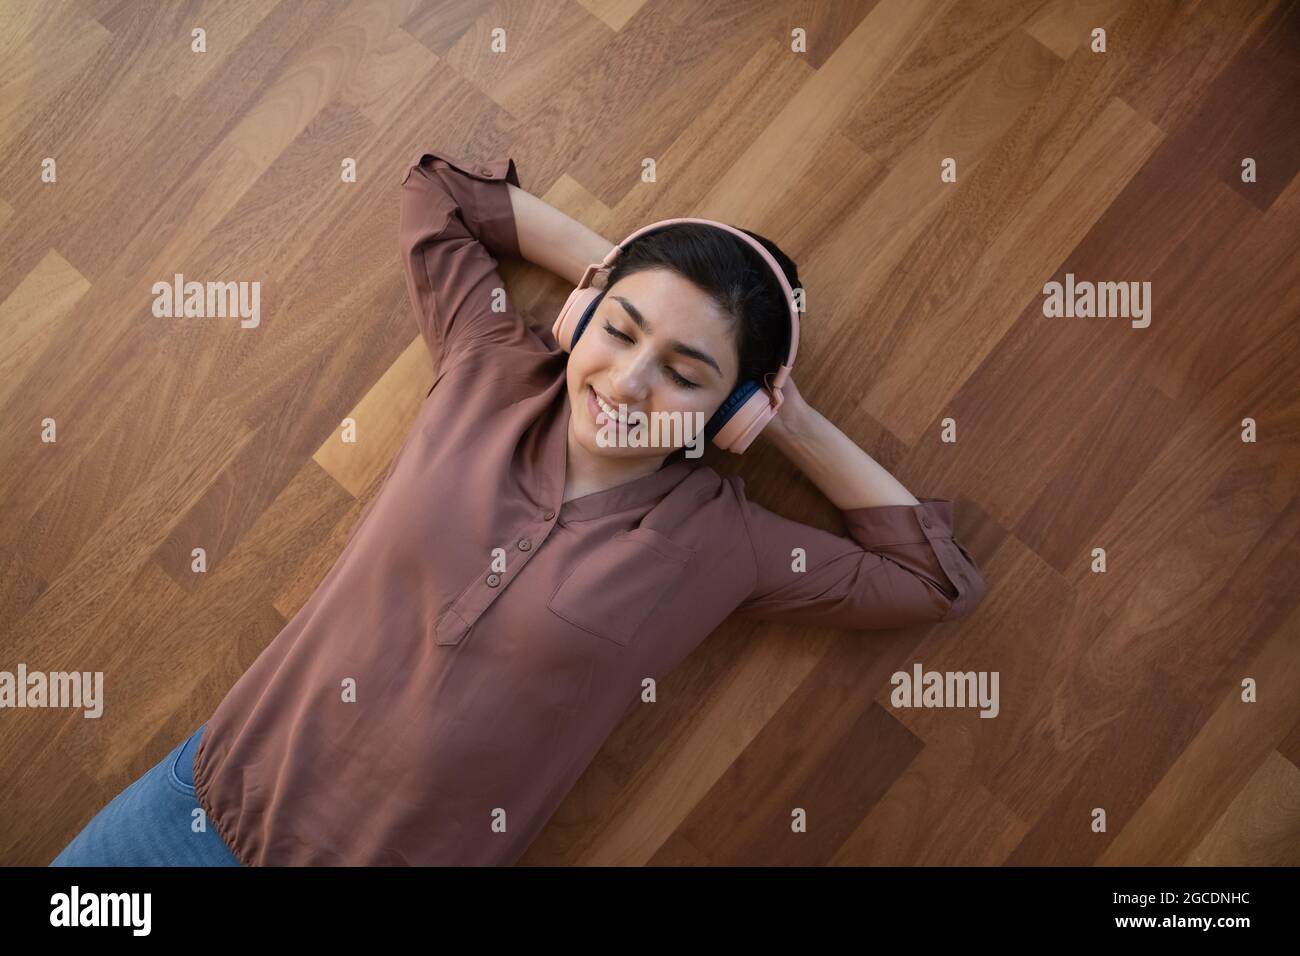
609;295;723;378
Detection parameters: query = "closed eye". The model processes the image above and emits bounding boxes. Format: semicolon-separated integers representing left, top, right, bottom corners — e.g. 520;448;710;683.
602;320;633;344
602;321;700;389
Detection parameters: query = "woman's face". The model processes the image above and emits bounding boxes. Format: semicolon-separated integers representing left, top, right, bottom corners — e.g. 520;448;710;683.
565;267;740;462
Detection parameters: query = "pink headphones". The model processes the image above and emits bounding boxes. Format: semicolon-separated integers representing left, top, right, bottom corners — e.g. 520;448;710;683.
551;218;800;454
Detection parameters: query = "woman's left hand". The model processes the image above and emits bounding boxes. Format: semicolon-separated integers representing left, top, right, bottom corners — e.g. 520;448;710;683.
766;374;811;441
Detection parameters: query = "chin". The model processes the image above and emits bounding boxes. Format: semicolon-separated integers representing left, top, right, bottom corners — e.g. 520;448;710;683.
580;425;642;460
582;419;662;462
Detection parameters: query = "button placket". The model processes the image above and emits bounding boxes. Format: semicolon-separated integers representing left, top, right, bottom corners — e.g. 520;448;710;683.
434;511;561;646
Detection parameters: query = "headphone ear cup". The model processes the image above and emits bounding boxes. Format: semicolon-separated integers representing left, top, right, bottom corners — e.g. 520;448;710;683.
714;390;774;453
552;287;605;352
705;378;760;442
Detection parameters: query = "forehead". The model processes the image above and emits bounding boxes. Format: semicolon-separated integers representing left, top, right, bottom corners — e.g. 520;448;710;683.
606;268;732;334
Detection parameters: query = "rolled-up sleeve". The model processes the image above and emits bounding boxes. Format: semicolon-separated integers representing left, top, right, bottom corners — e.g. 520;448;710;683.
398;148;533;370
732;478;987;630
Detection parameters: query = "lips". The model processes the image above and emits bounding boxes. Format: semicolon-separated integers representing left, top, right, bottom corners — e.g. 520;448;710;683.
586;384;632;424
585;383;606;424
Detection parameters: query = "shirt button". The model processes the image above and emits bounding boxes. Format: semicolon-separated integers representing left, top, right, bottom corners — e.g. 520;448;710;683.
479;165;492;175
518;539;531;551
920;515;932;529
543;510;555;520
486;573;500;587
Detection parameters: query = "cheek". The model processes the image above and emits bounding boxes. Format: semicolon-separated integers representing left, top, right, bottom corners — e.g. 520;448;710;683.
573;332;611;366
566;343;598;384
662;388;721;419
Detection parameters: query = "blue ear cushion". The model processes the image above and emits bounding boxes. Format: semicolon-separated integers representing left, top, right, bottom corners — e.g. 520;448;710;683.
570;289;606;348
706;377;760;440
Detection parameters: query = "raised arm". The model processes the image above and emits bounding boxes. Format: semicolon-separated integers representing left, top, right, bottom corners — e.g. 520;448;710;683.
398;149;531;366
735;486;985;629
734;378;987;629
762;376;920;510
506;183;617;287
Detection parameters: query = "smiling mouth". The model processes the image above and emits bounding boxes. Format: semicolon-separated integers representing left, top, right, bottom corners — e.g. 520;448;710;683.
587;384;633;424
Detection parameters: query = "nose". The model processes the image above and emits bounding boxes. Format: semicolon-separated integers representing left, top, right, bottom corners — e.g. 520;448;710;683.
607;355;651;404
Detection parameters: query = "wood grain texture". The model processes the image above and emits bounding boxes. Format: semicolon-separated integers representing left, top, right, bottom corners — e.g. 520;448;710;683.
1;0;1296;867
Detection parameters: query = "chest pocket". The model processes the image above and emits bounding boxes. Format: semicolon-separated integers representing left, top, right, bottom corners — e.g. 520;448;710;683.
547;527;695;647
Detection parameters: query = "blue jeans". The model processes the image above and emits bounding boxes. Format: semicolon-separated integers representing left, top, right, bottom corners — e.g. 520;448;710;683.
50;723;243;866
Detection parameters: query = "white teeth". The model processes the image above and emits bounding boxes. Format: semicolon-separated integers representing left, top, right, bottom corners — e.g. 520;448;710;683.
592;387;628;423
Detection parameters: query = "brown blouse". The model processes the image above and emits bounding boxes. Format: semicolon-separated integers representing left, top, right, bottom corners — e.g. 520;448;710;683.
191;148;988;866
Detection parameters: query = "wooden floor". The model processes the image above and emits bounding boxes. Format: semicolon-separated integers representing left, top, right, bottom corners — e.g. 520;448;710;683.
2;0;1298;866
